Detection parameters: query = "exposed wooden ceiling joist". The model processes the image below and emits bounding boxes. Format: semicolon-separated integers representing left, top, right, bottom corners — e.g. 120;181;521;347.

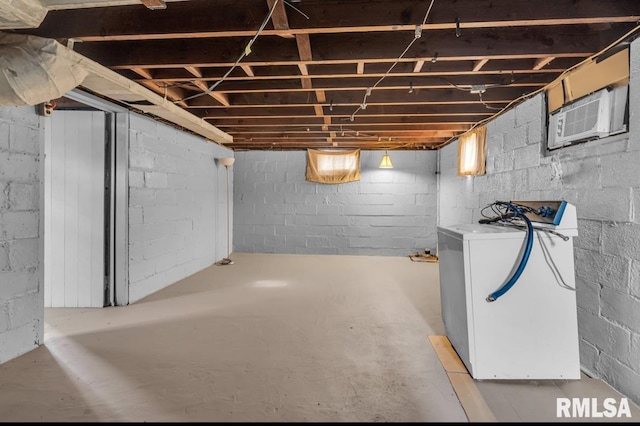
130;67;188;108
18;0;640;150
266;0;294;39
27;0;640;42
140;0;166;10
70;26;633;69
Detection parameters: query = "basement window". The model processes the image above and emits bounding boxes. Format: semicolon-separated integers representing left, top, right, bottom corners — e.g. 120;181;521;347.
457;125;487;176
306;149;360;184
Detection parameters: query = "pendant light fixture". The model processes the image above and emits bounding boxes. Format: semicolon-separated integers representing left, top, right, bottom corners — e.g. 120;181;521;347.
379;151;393;169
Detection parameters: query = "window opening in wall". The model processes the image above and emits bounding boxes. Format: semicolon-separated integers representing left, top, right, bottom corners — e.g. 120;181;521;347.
306;149;360;184
457;125;486;176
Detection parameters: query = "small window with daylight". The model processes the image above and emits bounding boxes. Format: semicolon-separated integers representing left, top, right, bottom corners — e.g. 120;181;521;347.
457;125;486;176
306;149;360;184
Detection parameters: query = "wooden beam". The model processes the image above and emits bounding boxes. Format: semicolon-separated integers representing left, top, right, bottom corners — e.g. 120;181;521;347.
186;67;231;107
228;141;445;150
140;0;166;10
185;66;203;78
221;123;471;132
229;129;457;137
229;133;441;140
267;0;295;38
300;78;313;90
187;86;526;107
193;103;497;118
131;67;188;107
295;33;313;62
315;90;326;103
81;27;625;69
240;65;255;77
298;64;309;76
534;56;556;70
130;58;575;81
357;62;365;74
473;59;489;72
413;60;425;73
29;0;640;42
198;112;493;121
169;74;551;94
131;67;153;80
210;115;484;126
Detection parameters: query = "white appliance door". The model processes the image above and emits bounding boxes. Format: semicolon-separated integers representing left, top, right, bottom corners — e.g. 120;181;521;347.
467;231;580;379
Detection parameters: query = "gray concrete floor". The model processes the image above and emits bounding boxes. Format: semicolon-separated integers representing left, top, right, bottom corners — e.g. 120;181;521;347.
0;253;637;422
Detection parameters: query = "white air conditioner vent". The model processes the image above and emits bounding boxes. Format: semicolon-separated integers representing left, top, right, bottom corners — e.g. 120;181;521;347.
547;85;628;150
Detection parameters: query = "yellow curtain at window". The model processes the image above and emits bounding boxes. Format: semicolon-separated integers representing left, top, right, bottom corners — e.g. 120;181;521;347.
306;149;361;184
457;125;487;176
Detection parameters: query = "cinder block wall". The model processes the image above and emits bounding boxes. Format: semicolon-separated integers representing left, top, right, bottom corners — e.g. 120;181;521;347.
128;114;233;302
233;150;437;256
438;39;640;404
0;106;43;363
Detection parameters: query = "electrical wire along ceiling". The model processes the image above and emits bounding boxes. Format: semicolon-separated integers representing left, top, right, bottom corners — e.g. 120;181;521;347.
17;0;640;150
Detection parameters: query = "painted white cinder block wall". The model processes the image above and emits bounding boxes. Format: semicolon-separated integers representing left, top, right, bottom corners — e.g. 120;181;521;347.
233;150;438;256
438;39;640;404
127;113;233;303
0;106;44;363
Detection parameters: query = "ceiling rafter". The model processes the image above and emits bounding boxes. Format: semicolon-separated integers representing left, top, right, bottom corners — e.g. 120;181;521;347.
27;0;640;42
184;66;230;107
139;0;166;10
533;57;556;70
472;59;489;72
131;67;188;108
22;0;640;150
240;65;255;77
266;0;295;39
293;32;332;144
79;24;629;69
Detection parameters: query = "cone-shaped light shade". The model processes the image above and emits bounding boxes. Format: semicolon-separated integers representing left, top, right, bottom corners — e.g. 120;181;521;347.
220;157;235;167
379;151;393;168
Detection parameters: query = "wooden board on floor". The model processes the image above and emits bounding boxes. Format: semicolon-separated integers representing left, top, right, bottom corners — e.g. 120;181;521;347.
448;372;498;422
428;335;468;373
429;335;496;422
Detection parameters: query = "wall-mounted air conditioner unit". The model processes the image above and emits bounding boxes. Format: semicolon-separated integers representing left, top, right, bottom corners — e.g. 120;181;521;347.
547;85;628;150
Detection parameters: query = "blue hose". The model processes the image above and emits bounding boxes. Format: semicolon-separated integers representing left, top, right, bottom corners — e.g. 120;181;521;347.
486;209;534;302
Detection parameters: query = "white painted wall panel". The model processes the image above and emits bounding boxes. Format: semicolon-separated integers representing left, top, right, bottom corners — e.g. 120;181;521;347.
45;110;105;308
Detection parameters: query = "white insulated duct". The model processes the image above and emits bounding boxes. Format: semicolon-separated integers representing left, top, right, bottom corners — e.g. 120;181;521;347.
0;32;88;106
0;31;232;145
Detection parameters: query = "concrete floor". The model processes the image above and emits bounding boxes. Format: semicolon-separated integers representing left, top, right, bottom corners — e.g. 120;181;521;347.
0;253;637;422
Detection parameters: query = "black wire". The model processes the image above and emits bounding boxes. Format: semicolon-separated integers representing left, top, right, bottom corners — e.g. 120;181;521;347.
480;201;539;224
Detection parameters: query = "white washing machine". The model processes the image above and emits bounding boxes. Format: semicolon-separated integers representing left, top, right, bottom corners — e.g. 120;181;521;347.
437;201;581;380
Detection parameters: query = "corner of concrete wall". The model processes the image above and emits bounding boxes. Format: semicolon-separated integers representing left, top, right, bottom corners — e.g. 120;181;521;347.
127;113;233;303
0;105;44;364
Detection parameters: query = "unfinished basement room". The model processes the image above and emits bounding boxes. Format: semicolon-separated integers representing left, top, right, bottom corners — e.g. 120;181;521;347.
1;0;640;422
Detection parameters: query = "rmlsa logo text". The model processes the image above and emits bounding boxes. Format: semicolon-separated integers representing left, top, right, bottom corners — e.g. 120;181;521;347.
557;397;632;418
